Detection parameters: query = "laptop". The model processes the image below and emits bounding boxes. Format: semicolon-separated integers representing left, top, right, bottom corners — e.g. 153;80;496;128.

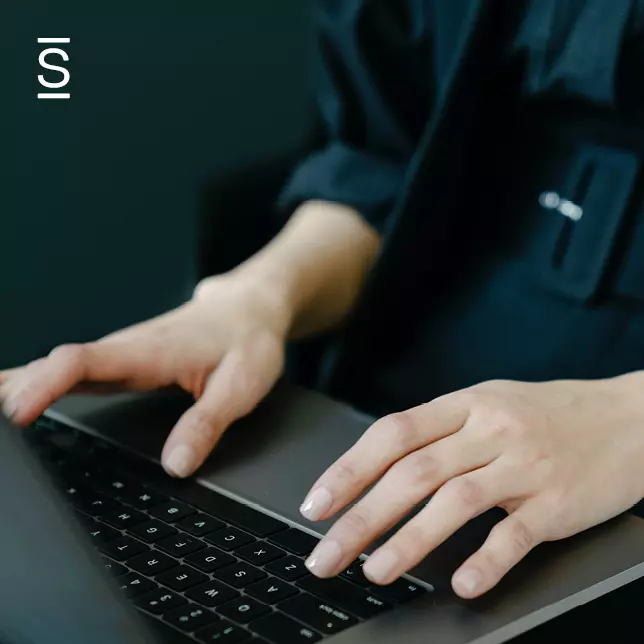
3;382;644;644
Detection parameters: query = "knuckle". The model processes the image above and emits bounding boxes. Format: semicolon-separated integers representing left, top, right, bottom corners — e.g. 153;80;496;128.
498;517;536;556
477;407;528;441
371;412;419;450
444;476;485;509
479;549;504;577
327;458;356;485
395;449;440;487
396;521;430;549
192;276;218;301
186;407;218;439
337;507;373;536
481;378;513;391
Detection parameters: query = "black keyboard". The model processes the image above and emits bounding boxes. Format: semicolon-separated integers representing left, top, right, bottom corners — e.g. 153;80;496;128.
26;417;430;643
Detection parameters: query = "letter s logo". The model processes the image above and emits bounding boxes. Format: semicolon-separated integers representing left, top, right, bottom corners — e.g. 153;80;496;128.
37;38;71;99
38;48;70;88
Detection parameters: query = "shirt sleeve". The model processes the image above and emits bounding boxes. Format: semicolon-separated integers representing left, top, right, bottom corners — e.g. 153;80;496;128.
277;0;435;233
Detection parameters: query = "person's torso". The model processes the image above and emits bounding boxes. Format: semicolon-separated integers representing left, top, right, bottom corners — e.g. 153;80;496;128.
325;0;644;416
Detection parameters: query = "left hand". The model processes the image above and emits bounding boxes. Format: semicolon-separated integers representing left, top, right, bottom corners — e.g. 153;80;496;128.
299;374;644;598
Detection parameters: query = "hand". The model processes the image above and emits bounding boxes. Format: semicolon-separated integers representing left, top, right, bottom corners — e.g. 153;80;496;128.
0;272;291;478
299;375;644;598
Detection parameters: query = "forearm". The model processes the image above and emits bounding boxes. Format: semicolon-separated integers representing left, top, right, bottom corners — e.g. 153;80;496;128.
233;200;381;339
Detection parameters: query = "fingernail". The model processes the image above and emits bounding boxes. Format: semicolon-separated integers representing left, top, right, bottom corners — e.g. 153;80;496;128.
453;568;483;597
305;540;343;577
363;549;400;584
300;487;333;521
165;444;197;478
2;396;18;420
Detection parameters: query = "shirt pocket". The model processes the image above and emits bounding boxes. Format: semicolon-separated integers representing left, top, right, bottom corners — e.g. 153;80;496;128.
526;143;642;302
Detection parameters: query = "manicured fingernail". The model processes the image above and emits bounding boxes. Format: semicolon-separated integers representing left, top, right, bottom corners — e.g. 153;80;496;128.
363;549;400;584
165;444;197;478
305;540;343;577
453;568;483;596
300;487;333;521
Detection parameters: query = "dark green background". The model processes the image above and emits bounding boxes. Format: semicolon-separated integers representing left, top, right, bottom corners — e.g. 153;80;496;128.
1;1;315;368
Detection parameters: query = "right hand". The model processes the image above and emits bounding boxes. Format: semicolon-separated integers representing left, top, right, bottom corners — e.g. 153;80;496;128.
0;272;291;478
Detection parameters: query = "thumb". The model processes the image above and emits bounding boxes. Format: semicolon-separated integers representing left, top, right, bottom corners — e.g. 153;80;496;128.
161;344;281;478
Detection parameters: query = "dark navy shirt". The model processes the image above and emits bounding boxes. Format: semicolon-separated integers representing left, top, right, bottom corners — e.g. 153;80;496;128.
280;0;644;232
279;0;644;414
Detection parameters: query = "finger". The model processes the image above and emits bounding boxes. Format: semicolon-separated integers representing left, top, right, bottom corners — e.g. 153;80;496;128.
1;359;47;420
300;395;470;522
362;462;522;586
0;368;20;386
304;431;500;578
3;338;166;426
161;340;283;478
451;502;544;598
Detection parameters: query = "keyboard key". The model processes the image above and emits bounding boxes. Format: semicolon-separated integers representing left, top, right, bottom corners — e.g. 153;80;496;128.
265;556;308;582
157;565;208;592
119;572;158;598
217;597;270;624
99;536;148;561
177;513;225;537
78;492;119;517
251;613;321;643
157;534;205;557
103;506;147;529
214;562;266;589
185;580;239;607
135;588;187;615
279;593;357;635
340;560;371;587
86;521;119;544
129;519;178;544
168;485;287;538
195;620;252;643
297;576;392;619
128;551;178;575
235;542;285;566
164;605;217;632
268;530;318;556
61;481;89;502
246;577;298;604
124;489;167;511
370;578;429;603
95;472;139;498
205;527;254;551
185;547;235;573
150;501;195;523
101;557;128;576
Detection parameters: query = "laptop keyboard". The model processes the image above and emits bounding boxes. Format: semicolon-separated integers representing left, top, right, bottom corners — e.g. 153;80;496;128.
26;417;430;643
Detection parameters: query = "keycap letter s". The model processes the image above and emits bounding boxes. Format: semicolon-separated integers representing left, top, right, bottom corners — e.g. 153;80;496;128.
38;38;71;99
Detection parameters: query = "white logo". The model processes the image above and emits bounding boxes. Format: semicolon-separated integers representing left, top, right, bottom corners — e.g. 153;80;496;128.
38;38;71;99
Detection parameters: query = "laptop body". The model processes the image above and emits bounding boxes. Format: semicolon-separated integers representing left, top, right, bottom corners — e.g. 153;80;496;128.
3;382;644;644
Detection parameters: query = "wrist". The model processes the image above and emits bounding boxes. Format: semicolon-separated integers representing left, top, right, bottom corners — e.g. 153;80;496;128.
232;263;298;338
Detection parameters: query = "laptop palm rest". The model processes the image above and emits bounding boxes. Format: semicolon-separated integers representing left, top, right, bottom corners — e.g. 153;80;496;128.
51;385;644;644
